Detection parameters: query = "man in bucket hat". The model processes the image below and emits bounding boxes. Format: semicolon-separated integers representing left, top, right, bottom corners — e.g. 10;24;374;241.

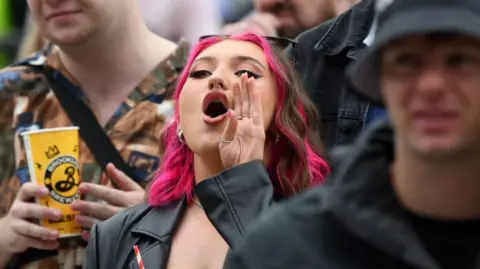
223;0;480;268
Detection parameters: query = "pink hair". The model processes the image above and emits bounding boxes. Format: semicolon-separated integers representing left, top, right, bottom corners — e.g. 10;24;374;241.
148;33;329;206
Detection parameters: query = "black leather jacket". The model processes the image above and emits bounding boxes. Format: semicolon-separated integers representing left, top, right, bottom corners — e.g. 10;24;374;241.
82;160;274;269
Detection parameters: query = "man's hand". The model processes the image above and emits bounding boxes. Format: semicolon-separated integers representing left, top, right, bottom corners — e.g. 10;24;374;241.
0;183;61;267
72;163;145;240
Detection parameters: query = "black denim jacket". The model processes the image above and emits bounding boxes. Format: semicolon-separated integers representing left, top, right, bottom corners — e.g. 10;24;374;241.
285;0;376;149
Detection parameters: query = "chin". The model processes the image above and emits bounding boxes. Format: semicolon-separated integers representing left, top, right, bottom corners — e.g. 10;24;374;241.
46;28;93;47
186;135;218;151
409;136;467;157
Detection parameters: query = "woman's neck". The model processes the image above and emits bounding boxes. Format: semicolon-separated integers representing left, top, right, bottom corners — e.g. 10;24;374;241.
193;154;225;185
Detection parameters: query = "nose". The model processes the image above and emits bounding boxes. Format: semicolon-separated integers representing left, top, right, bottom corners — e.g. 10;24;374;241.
255;0;285;12
208;77;227;91
416;65;447;101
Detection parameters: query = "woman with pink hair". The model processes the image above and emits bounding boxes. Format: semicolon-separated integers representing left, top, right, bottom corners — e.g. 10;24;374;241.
83;32;329;269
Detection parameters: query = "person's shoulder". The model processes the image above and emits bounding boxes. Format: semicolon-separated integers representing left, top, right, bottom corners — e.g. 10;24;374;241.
147;37;190;99
95;202;153;238
0;54;49;97
295;17;339;47
224;186;332;268
289;16;342;66
293;0;368;51
0;65;34;94
327;144;356;172
85;203;155;268
169;38;190;69
253;185;329;233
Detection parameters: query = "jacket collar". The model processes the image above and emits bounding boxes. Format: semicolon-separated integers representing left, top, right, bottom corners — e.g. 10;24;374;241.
314;0;376;56
131;196;187;240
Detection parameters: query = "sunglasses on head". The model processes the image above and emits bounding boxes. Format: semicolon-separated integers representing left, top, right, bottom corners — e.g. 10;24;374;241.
199;34;296;49
198;34;297;61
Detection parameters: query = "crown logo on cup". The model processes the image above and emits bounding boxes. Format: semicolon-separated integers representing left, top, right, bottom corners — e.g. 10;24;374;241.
375;0;395;12
45;145;60;159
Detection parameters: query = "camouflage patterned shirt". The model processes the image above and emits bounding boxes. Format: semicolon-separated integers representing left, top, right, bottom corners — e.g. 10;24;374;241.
0;40;189;268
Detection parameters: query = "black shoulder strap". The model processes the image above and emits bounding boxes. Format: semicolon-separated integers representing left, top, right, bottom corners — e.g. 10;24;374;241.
41;66;141;183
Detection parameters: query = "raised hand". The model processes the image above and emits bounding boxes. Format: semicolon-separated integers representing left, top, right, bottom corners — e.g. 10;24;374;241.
0;183;61;267
72;163;144;240
219;73;266;169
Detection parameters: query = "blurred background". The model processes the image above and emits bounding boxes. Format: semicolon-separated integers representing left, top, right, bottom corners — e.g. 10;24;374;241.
0;0;255;68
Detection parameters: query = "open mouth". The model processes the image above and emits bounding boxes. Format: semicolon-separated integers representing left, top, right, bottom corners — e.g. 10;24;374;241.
202;92;228;119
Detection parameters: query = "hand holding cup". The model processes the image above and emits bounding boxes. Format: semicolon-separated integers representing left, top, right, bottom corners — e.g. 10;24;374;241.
0;183;61;266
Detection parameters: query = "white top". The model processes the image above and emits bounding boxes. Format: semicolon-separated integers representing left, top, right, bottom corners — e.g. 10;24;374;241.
138;0;223;44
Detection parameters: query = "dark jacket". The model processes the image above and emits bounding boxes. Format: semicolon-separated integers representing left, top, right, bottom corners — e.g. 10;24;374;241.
223;119;480;269
285;0;375;149
82;160;274;269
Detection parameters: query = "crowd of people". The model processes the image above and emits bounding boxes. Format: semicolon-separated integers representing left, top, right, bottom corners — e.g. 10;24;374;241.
0;0;479;268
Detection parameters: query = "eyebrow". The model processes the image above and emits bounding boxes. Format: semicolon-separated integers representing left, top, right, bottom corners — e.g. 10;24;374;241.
192;55;266;69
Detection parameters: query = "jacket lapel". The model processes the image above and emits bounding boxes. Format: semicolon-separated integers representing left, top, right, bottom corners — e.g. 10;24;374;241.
128;242;171;269
128;197;187;269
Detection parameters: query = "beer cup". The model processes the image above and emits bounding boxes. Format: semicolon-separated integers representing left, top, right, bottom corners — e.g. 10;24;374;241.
21;127;82;237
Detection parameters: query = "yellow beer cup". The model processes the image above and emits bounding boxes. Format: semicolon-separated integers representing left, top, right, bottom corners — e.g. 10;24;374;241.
21;127;82;238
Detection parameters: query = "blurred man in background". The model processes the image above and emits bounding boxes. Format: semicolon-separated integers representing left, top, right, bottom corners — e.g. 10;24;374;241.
223;0;360;38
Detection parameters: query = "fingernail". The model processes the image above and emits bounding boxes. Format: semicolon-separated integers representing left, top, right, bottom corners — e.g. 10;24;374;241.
71;200;81;209
39;187;49;195
81;231;90;242
51;209;62;218
49;230;59;238
74;215;83;224
79;184;89;193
